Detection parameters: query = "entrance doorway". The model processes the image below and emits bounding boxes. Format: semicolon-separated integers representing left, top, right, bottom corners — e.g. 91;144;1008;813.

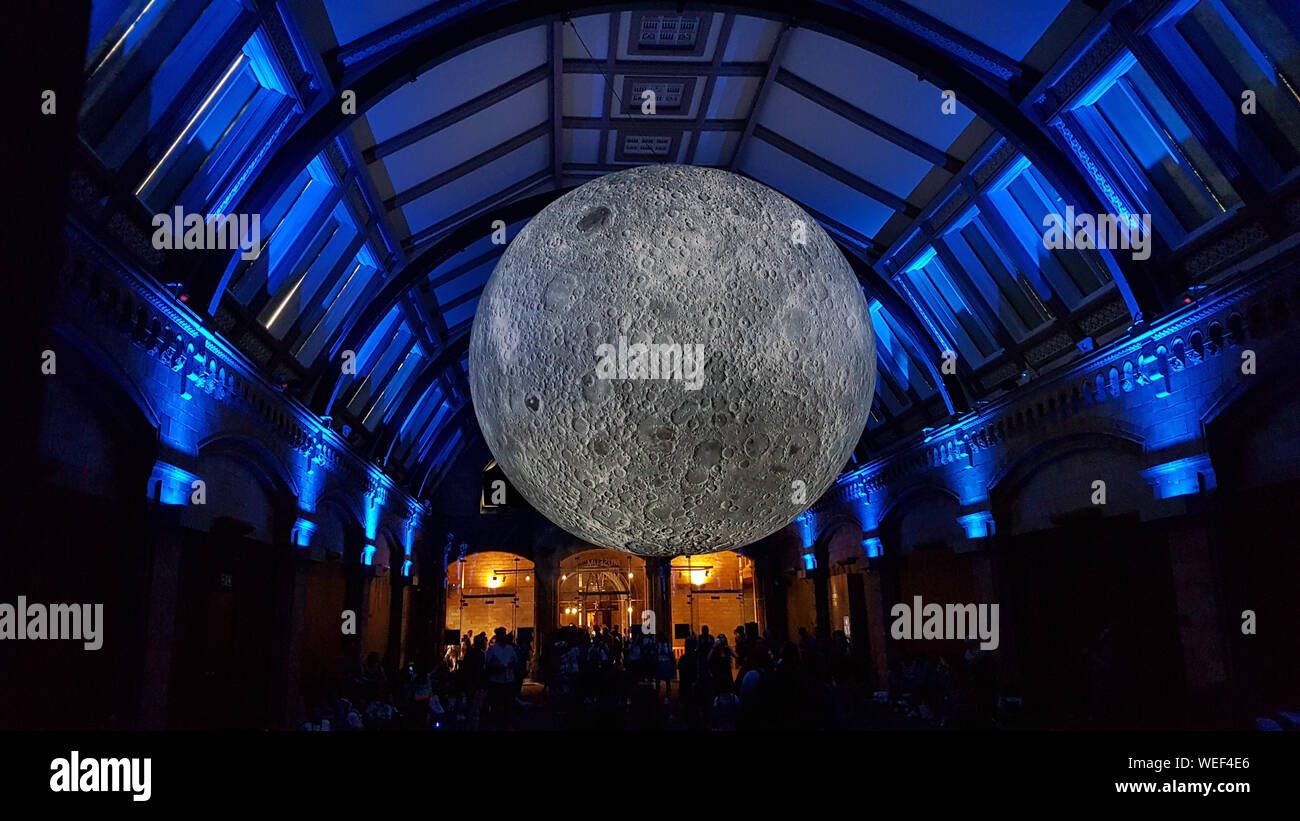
558;550;646;635
446;551;535;642
670;552;760;653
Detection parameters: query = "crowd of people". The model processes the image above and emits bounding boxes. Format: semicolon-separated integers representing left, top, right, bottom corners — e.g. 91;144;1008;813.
297;623;1007;731
298;625;533;732
530;622;884;730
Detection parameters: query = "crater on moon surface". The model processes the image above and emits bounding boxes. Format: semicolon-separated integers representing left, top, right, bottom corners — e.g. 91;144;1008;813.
469;165;876;556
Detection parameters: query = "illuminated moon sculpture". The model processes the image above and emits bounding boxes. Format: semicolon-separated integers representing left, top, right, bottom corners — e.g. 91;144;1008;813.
469;165;875;556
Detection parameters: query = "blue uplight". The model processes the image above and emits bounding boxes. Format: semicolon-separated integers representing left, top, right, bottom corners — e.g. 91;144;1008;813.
1141;455;1217;499
796;511;814;549
293;517;317;548
957;511;996;539
148;460;198;506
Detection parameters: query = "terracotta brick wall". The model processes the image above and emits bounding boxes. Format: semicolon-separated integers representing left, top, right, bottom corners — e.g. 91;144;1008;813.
669;553;760;647
446;551;535;640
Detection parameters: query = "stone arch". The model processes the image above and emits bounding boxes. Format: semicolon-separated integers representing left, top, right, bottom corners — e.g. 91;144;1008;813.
40;341;159;501
1208;321;1225;354
1202;359;1300;711
319;484;363;528
1226;312;1244;343
558;547;645;629
376;522;404;574
990;430;1146;536
462;543;533;563
1204;364;1300;490
193;433;299;543
448;548;538;640
50;320;161;432
198;433;300;498
561;548;638;592
877;483;963;555
316;493;365;561
31;323;160;729
812;512;866;564
814;511;864;540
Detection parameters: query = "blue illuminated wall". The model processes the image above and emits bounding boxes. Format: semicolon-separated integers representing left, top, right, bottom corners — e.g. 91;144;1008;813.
821;260;1293;550
54;221;426;571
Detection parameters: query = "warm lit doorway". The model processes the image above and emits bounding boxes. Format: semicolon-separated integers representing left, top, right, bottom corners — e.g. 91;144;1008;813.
670;552;761;653
446;551;535;642
558;550;647;634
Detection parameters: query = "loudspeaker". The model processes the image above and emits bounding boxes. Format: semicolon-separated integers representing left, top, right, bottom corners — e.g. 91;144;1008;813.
745;622;758;640
516;627;534;646
674;623;690;640
443;630;461;646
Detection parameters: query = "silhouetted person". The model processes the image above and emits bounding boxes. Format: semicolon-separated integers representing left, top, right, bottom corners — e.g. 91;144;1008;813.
514;638;531;700
798;627;817;667
485;627;517;729
404;655;433;729
678;636;700;729
462;633;487;730
708;634;736;692
359;652;386;702
655;634;676;697
964;640;996;728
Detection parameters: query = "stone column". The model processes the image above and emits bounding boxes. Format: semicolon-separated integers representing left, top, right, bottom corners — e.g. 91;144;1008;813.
861;564;891;684
387;571;409;668
342;560;371;669
954;507;1021;688
533;546;561;643
871;553;905;669
643;555;672;639
843;569;869;640
427;545;449;659
268;515;314;729
132;459;199;728
813;536;832;639
1143;454;1229;721
750;547;790;645
1168;512;1230;718
405;526;444;663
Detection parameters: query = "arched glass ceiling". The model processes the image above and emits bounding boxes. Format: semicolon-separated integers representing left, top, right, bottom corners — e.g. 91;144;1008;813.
77;0;1298;494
